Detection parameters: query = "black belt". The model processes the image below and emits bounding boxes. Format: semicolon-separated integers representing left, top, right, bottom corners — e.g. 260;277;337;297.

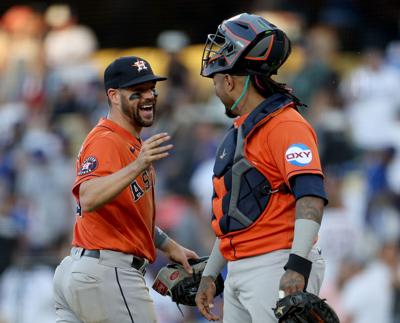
82;249;147;273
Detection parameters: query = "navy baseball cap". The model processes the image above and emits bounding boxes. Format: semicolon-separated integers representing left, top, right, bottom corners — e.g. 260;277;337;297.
104;56;167;91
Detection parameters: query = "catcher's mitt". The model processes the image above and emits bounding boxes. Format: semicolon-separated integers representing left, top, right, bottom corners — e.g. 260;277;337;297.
152;256;224;306
273;291;340;323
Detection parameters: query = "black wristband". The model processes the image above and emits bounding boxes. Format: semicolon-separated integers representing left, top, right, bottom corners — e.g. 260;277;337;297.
284;253;312;290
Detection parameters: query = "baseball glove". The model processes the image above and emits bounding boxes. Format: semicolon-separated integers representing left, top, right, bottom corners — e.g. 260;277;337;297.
152;256;224;306
273;291;340;323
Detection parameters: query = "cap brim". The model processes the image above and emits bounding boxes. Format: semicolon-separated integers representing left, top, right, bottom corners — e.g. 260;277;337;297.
119;74;167;88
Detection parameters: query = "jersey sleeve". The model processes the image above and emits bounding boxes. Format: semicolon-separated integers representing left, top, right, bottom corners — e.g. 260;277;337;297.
72;136;122;198
267;121;323;187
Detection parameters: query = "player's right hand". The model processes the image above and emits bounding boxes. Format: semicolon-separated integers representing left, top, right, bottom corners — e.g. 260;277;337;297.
136;133;173;171
195;276;220;321
279;269;306;295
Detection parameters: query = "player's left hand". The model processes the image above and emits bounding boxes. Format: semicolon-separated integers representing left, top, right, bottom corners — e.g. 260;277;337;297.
195;276;220;321
161;238;199;274
279;269;305;295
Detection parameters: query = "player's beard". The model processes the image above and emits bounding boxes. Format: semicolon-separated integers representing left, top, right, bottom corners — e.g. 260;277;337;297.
217;91;237;119
121;97;156;128
225;106;237;118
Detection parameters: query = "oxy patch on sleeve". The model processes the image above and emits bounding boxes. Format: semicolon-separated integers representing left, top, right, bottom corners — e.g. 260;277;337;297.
285;144;313;167
78;156;98;175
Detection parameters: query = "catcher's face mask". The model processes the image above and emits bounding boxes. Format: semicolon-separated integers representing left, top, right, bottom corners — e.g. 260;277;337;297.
201;13;291;78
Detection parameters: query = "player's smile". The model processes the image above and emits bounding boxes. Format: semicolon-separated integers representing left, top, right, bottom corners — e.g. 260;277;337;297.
119;83;158;128
138;103;154;120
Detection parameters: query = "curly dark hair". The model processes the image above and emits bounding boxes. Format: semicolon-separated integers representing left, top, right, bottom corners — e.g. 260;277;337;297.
251;74;306;108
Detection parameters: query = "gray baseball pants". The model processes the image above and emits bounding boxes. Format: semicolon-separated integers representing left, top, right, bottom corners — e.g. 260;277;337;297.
222;248;325;323
53;247;157;323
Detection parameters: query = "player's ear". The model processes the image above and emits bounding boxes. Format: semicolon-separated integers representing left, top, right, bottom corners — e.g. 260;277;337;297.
224;75;247;97
223;74;235;92
107;88;120;105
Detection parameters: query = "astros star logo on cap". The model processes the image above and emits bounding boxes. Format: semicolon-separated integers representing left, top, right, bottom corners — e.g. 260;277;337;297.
133;60;148;72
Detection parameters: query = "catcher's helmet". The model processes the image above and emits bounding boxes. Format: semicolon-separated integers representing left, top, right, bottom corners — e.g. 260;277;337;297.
201;13;291;78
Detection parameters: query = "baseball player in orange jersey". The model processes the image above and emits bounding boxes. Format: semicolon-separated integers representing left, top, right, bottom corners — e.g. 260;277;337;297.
53;56;198;323
195;13;327;322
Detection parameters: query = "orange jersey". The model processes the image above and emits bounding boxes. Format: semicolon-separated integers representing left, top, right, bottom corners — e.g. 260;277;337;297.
71;118;157;262
212;102;323;261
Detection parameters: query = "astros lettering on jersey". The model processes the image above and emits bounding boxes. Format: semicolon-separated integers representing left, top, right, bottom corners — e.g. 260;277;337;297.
72;118;157;262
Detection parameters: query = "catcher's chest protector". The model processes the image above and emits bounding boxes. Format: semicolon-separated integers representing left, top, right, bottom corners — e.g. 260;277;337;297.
212;93;293;235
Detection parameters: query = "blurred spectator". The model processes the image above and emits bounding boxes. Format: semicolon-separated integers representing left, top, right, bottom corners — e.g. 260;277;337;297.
0;5;46;107
189;157;214;219
321;256;365;321
0;234;69;323
362;147;400;239
340;239;399;323
156;30;196;132
365;147;396;199
318;169;362;283
307;75;357;169
15;120;75;250
155;191;210;255
386;40;400;71
0;263;56;323
165;51;194;104
43;4;100;119
291;25;340;108
318;0;362;51
0;103;29;277
0;177;20;277
158;121;222;198
340;46;400;150
43;4;97;69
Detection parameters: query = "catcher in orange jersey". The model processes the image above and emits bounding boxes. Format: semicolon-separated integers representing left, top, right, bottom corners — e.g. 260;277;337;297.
195;13;328;322
53;56;198;323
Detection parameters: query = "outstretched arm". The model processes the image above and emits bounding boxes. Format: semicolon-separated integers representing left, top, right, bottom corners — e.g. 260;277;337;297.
79;133;172;212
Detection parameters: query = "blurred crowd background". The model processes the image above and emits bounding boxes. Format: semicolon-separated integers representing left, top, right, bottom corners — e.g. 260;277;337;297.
0;1;399;323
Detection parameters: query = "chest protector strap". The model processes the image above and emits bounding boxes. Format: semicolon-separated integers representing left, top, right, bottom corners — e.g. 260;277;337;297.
228;126;254;227
213;93;293;234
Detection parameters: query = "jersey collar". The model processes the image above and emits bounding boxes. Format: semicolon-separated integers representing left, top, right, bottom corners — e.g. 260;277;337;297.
233;95;294;129
97;118;142;146
233;113;250;128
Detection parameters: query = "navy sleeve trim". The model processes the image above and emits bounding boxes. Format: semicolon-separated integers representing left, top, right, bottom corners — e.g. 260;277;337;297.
287;168;322;177
290;174;328;205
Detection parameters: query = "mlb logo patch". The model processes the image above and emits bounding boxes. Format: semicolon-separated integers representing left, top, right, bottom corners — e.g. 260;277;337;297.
285;144;312;166
78;156;98;175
